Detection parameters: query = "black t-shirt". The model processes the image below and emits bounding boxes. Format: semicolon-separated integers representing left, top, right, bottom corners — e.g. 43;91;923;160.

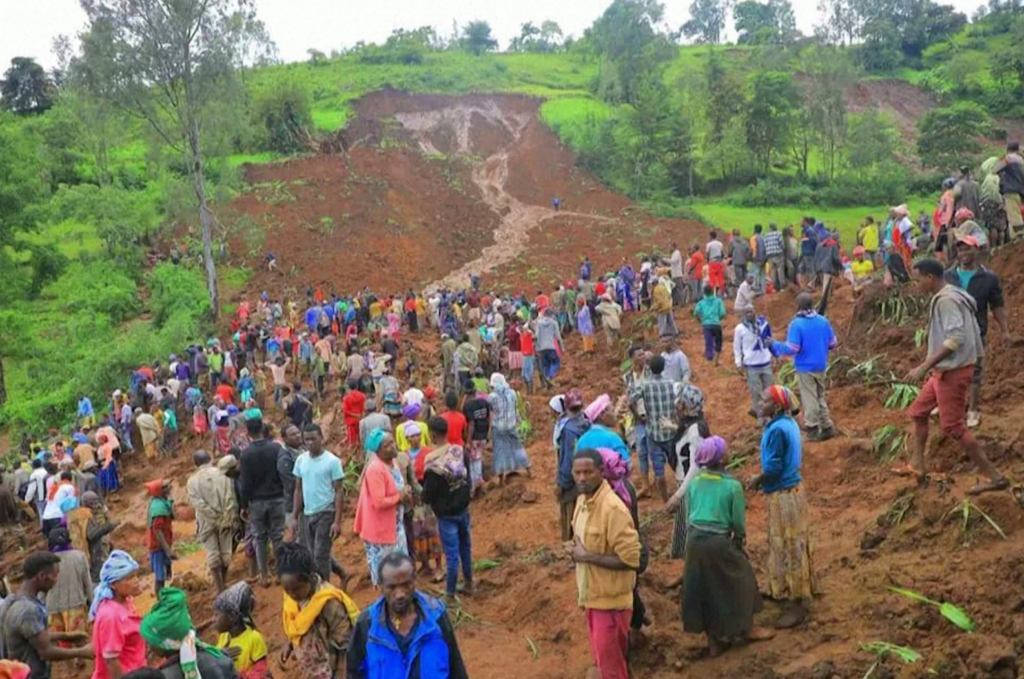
287;395;313;427
463;398;491;440
382;338;399;360
0;596;49;679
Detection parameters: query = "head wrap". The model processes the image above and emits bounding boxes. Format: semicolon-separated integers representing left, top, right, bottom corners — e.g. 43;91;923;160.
239;368;250;378
48;527;71;553
852;246;865;257
490;373;509;391
88;550;140;620
214;581;256;629
217;455;238;472
242;407;262;421
423;444;468;481
954;207;974;223
893;204;909;218
141;587;221;671
403;421;423;439
596;448;632;508
365;428;387;454
678;384;705;413
81;491;102;509
584;394;612;423
401;403;421;420
766;385;798;413
548;394;566;415
694;436;727;468
145;479;166;497
365;398;377;412
0;661;30;679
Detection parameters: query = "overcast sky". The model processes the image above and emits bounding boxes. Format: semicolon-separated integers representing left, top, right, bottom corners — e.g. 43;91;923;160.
1;0;987;71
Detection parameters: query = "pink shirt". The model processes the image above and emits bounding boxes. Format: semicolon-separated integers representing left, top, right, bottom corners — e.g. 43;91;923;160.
352;458;402;544
91;599;147;679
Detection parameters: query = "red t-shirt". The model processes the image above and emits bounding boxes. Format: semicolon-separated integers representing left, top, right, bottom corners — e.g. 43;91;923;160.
215;383;234;405
520;330;535;356
147;515;173;552
342;390;367;424
595;282;607;296
536;294;550;310
441;411;467;446
91;599;147;679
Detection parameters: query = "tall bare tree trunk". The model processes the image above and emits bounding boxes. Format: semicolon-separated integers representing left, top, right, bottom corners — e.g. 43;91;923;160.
188;119;219;321
0;351;7;406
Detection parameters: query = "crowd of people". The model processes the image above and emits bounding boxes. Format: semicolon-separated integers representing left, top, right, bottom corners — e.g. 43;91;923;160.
1;142;1021;678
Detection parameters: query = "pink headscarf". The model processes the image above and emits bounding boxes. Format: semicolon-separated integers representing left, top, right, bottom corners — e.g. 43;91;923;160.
694;436;727;468
596;448;632;509
584;394;612;423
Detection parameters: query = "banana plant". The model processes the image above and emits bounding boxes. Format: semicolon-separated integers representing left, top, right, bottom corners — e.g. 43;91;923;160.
888;587;975;632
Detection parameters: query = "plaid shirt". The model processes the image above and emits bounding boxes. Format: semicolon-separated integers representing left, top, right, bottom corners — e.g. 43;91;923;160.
764;230;785;256
631;374;676;442
488;389;519;431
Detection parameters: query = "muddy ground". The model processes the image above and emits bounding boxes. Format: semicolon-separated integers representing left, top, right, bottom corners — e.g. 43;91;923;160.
9;90;1024;679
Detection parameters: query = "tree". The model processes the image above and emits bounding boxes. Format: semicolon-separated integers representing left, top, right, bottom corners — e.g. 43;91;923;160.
460;20;499;55
916;102;992;170
0;58;54;115
588;0;675;105
734;0;797;43
509;21;564;52
77;0;273;320
846;109;898;170
251;78;313;153
683;0;730;44
801;45;856;179
745;71;798;175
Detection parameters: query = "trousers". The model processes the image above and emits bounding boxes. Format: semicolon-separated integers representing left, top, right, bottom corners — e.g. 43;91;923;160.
796;371;833;430
437;512;473;596
744;365;775;414
303;508;336;582
586;608;631;679
250;497;286;577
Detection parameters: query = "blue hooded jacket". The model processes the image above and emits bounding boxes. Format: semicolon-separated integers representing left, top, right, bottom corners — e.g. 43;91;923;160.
347;591;467;679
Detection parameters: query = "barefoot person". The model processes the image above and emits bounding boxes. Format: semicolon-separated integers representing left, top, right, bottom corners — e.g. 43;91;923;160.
901;258;1009;495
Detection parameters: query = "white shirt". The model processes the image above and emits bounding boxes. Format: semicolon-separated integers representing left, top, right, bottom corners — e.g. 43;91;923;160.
734;281;756;312
25;468;48;503
166;378;183;398
706;240;725;262
734;322;773;369
670;249;683;279
402;388;425;407
42;483;75;520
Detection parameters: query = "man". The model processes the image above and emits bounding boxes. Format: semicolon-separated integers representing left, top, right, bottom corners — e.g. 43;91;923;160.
903;258;1009;495
981;156;1010;247
566;449;642;679
185;450;236;592
238;415;286;587
535;309;564;390
0;552;92;679
76;395;94;429
773;293;838;441
943;235;1011;428
359;400;392;449
630;356;676;502
342;383;367;449
728;229;751;292
621;348;651;494
441;334;457;391
555;389;589;541
953;165;981;218
24;460;48;528
750;224;767;292
660;336;691;384
346;552;468;679
734;273;757;314
706;230;726;296
669;242;685;307
734;305;775;423
285;382;313;428
288;424;346;584
594;294;623;347
462;383;491;493
454;335;479;388
993;141;1023;238
798;217;818;288
764;223;786;293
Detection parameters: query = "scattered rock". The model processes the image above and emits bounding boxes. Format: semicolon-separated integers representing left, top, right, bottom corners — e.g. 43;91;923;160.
953;634;1017;678
859;530;886;550
811;659;835;679
493;541;520;558
521;490;539;504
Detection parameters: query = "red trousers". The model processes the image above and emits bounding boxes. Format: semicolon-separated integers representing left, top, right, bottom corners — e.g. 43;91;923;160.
346;422;360;446
586;608;631;679
708;261;725;291
908;365;973;439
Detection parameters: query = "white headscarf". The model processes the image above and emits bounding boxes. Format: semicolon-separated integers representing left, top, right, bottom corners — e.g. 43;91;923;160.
490;372;510;391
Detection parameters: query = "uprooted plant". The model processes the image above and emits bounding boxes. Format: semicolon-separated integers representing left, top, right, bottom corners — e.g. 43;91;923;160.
879;490;915;527
888;586;976;632
885;382;920;410
872;425;906;463
847;355;885;385
943;497;1008;543
860;641;922;664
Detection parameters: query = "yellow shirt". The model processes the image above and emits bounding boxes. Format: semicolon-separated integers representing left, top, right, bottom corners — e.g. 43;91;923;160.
858;225;879;252
851;260;874;278
217;627;267;672
571;481;640;610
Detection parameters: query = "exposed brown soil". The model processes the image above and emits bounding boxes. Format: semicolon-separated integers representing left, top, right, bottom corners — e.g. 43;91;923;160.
12;90;1024;679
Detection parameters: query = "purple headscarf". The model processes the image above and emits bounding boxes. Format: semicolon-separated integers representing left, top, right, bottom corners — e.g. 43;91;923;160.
694;435;727;468
401;403;421;420
596;448;632;509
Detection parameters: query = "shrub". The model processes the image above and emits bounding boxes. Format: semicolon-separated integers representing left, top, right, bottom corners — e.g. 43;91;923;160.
251;79;313;154
148;263;211;327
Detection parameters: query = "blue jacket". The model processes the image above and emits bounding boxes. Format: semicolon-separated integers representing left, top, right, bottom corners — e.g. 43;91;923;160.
760;414;802;493
772;312;836;373
557;414;590;490
346;592;468;679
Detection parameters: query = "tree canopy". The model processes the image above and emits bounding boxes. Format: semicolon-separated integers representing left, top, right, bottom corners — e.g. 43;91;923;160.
0;58;54;115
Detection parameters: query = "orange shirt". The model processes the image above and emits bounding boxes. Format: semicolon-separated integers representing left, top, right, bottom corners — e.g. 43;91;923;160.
687;252;705;280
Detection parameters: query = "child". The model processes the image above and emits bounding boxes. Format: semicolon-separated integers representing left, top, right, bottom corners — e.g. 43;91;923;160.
576;297;595;355
145;479;174;595
693;285;728;365
850;245;875;293
214;582;270;679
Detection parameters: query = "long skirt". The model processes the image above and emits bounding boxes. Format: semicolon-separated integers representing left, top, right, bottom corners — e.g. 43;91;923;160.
364;525;408;587
492;428;531;476
670;498;687;559
507;351;523;371
766;485;817;601
49;606;88;647
97;462;119;494
682;530;762;639
412;505;442;562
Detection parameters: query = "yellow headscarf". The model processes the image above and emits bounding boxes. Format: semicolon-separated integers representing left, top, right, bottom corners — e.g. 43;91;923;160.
282;584;360;647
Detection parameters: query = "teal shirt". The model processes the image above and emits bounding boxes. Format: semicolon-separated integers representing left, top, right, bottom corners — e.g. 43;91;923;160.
293;451;344;515
693;296;727;327
686;470;746;540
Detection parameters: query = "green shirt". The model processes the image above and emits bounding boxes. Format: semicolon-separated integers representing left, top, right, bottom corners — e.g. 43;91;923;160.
693;296;727;327
686;471;746;540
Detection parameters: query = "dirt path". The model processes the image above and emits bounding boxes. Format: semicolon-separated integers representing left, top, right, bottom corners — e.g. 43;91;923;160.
393;103;618;291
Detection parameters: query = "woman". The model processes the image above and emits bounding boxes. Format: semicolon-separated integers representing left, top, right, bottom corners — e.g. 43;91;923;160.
96;432;120;495
237;370;255;406
140;587;234;679
42;471;76;536
750;385;816;629
379;371;402;420
279;543;359;679
653;276;677;338
406;425;444;581
90;551;146;679
681;437;772;656
578;394;630;464
45;528;92;652
395;407;431;454
576;298;595;355
353;430;410;587
487;374;532;484
214;582;269;679
668;384;710;566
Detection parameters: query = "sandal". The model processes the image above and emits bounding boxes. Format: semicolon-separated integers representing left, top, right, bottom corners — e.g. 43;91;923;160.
747;626;776;642
967;478;1010;496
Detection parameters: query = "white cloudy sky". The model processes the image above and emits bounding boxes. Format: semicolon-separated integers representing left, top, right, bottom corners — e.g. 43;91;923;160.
0;0;987;70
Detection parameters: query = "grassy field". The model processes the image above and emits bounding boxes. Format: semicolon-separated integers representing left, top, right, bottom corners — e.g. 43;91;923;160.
690;197;937;243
